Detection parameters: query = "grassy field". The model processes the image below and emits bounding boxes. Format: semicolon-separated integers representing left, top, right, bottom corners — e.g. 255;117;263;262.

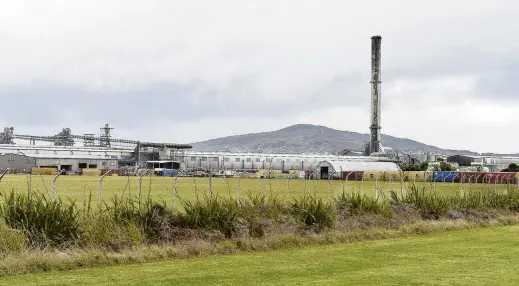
0;174;510;207
2;225;518;285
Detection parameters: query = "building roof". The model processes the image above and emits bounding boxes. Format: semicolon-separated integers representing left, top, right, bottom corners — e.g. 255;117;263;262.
185;151;394;161
316;160;401;172
23;154;118;160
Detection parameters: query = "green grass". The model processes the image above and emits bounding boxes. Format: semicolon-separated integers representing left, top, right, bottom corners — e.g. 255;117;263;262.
2;225;519;285
0;174;506;207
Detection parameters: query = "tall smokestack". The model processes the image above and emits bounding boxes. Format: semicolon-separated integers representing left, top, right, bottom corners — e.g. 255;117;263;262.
369;35;382;154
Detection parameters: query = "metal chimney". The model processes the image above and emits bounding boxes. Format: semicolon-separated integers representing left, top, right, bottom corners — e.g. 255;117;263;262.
369;35;382;154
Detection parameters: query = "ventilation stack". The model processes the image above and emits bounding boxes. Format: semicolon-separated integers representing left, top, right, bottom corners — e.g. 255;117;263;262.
369;35;382;155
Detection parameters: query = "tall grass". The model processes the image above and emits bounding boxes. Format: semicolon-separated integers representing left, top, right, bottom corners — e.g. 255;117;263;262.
291;195;336;229
0;184;519;253
0;191;80;247
179;194;241;238
391;186;450;219
105;193;172;242
335;191;391;217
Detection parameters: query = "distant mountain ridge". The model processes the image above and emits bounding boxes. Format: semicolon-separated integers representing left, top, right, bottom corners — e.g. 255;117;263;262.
190;124;479;155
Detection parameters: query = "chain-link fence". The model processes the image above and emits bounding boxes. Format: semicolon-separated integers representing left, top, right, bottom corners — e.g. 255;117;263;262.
1;154;518;210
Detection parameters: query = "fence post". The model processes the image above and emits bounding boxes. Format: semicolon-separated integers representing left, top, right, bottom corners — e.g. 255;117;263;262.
474;174;481;193
327;171;336;202
237;171;246;200
138;169;150;210
433;174;439;193
52;169;66;201
263;160;273;196
423;174;431;192
98;170;112;207
469;175;475;194
460;175;464;194
451;174;459;193
174;169;187;211
375;174;380;200
340;167;345;194
305;170;316;196
208;169;220;197
287;168;299;198
0;168;8;183
19;152;33;197
400;173;406;200
361;174;367;196
345;172;352;193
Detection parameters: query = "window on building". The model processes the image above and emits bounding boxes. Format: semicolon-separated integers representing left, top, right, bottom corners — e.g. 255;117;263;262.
246;158;251;162
235;158;241;162
202;157;208;161
213;157;219;161
255;158;260;162
191;157;196;161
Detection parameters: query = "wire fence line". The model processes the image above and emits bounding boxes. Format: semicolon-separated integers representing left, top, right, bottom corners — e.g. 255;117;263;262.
0;154;518;210
1;167;519;212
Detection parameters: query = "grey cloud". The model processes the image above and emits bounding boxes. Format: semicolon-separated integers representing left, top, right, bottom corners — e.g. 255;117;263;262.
384;48;519;103
0;73;367;128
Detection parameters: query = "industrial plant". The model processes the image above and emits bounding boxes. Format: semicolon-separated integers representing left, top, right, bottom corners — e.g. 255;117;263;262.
0;36;517;178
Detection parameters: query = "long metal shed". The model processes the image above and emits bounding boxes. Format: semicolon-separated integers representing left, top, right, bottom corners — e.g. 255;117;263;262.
315;160;401;179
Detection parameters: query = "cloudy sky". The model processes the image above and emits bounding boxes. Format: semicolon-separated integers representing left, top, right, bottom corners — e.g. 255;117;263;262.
0;0;518;153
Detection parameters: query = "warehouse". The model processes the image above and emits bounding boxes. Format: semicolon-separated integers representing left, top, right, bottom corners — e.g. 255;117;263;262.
315;160;401;179
447;155;519;171
447;155;484;167
29;154;118;172
0;153;36;173
0;145;120;173
182;151;395;172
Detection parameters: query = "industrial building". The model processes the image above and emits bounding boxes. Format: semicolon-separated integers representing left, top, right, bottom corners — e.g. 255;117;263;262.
0;145;399;174
316;160;401;179
447;155;519;172
0;153;35;173
182;151;396;172
0;145;120;173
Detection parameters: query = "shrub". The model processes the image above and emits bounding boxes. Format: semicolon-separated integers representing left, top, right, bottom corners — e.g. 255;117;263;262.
104;194;172;242
291;195;336;230
179;194;242;238
0;191;80;247
392;185;449;219
243;192;285;219
335;191;391;217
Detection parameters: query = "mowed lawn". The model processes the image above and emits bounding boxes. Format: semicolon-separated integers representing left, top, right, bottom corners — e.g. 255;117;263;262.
0;174;507;207
3;226;519;285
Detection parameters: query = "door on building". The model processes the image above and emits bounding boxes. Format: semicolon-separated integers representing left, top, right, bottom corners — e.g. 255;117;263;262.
320;167;329;179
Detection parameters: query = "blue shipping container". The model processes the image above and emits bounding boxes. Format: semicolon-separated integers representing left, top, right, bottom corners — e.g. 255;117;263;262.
433;171;457;182
161;169;178;177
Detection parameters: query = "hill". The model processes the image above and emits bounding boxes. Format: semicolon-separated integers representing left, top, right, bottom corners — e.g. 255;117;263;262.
190;124;470;155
